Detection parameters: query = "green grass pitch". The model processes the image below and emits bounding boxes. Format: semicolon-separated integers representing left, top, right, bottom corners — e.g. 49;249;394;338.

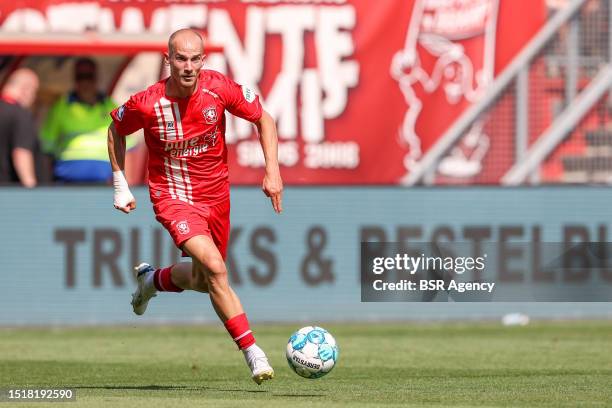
0;321;611;407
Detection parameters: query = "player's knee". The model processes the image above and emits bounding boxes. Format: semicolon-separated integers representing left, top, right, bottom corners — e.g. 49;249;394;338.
206;258;227;277
205;258;228;288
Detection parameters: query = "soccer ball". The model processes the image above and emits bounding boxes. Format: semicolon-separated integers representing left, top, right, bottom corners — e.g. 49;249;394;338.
286;326;339;379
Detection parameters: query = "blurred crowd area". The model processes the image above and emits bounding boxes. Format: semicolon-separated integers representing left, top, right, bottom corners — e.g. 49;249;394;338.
0;56;146;187
546;0;609;74
533;0;611;184
0;0;609;188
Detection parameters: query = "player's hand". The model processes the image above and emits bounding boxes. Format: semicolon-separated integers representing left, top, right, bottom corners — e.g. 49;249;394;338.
112;170;136;214
262;168;283;214
114;190;136;214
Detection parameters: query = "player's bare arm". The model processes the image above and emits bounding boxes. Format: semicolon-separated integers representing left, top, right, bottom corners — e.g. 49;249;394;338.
107;122;136;214
256;110;283;214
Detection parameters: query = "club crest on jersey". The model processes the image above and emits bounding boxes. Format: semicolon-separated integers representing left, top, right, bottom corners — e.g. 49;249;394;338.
202;106;218;124
176;220;190;235
166;121;175;131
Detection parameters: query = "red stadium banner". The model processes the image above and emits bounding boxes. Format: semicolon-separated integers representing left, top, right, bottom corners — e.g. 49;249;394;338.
0;0;545;184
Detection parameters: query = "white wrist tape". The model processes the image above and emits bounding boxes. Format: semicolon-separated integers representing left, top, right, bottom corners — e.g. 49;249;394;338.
113;170;130;191
113;171;134;207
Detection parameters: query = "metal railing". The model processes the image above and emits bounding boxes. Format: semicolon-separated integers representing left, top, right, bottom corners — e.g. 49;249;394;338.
403;0;611;186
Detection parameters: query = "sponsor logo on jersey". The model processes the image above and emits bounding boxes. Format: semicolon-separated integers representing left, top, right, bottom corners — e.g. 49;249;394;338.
202;88;220;99
117;105;125;121
163;130;218;158
177;220;190;235
203;106;218;124
241;85;256;103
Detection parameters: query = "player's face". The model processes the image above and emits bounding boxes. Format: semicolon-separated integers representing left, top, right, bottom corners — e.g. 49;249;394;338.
168;39;204;89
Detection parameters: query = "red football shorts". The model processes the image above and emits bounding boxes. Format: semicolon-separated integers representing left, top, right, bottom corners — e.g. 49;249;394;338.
153;199;230;260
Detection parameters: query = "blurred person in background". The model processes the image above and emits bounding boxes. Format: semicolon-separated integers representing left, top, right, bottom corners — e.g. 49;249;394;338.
41;57;121;183
0;68;41;187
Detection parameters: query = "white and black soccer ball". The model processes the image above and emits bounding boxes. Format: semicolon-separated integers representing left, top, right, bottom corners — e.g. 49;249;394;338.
286;326;339;379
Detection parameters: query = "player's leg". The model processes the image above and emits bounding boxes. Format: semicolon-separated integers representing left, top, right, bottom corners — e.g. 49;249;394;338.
172;262;209;292
182;235;242;320
131;201;214;315
141;262;210;292
131;261;210;315
182;234;274;384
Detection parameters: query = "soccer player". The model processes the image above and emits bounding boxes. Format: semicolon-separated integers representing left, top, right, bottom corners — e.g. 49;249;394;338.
107;29;282;384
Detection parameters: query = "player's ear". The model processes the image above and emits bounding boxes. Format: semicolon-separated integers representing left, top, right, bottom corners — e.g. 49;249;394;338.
163;52;170;65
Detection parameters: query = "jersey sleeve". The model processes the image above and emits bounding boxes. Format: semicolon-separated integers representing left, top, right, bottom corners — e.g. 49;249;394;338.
110;93;145;137
219;76;263;123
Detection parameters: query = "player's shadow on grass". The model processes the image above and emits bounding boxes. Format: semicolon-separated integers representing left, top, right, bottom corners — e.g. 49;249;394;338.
72;385;205;391
72;385;323;396
73;385;269;394
216;388;269;393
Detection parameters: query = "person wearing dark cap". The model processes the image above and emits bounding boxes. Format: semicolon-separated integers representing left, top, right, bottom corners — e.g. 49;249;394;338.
41;57;129;183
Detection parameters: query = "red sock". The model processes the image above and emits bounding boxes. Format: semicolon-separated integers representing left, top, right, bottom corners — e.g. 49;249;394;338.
153;266;183;292
224;313;256;350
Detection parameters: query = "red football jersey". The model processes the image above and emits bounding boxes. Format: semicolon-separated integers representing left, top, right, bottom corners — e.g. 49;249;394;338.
110;70;262;205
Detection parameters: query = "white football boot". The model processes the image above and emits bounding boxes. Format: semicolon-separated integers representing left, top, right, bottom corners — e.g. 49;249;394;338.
243;344;275;385
131;263;157;316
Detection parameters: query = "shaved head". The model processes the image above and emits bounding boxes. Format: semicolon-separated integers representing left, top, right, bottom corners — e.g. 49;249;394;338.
3;68;39;108
168;29;204;56
165;29;206;97
5;68;38;89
